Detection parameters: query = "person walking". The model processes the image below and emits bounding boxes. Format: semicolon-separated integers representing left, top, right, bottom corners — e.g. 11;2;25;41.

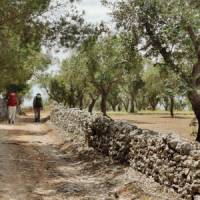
7;90;18;124
33;93;43;122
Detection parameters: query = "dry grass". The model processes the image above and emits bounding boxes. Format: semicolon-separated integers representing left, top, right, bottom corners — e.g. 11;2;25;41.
109;111;196;141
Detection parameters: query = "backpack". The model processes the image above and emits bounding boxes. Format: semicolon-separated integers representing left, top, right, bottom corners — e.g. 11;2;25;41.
7;92;17;106
34;96;42;108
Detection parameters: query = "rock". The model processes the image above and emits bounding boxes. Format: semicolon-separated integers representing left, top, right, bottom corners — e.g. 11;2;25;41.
194;195;200;200
168;139;179;150
194;170;200;178
190;150;200;160
180;143;193;155
194;160;200;168
173;155;182;162
192;183;200;193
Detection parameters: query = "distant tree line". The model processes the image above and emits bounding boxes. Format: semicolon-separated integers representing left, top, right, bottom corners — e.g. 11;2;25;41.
39;0;200;142
40;33;189;117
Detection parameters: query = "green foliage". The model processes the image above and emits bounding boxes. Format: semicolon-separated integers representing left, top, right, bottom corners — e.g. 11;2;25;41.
83;35;126;92
0;0;89;99
142;66;164;110
0;0;51;92
105;0;200;86
37;0;198;115
118;33;145;112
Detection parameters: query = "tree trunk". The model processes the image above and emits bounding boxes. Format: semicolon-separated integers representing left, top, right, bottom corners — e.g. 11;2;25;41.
118;104;122;111
129;96;135;113
149;97;158;111
122;99;129;112
152;105;156;111
150;102;157;111
101;91;108;116
188;90;200;142
88;97;97;113
164;97;169;111
111;104;116;112
170;96;174;118
69;86;76;108
188;25;200;142
79;95;84;110
135;99;143;111
69;98;76;108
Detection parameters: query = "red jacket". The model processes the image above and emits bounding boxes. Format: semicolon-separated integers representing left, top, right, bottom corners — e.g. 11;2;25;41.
7;92;17;106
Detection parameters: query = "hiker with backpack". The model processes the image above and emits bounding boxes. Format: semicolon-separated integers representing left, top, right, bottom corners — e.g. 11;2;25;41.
7;90;18;124
33;93;43;122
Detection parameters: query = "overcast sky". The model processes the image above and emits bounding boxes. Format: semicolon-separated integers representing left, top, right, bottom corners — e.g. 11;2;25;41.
76;0;111;23
47;0;113;66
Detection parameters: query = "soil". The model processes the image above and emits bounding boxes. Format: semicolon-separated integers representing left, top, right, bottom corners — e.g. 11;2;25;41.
0;114;183;200
110;113;195;141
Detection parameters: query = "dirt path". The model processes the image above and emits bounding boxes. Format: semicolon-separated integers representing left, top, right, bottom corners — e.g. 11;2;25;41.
0;114;183;200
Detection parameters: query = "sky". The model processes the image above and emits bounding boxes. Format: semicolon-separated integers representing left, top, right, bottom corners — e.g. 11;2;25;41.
23;0;112;106
76;0;111;23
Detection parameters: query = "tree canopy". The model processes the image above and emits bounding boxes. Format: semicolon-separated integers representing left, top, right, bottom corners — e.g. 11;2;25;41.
0;0;89;96
102;0;200;140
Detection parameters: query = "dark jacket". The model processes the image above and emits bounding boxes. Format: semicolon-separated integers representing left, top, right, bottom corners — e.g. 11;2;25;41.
33;95;43;109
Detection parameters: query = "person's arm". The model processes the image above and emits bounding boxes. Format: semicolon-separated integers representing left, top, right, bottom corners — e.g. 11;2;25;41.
33;97;36;108
16;94;19;107
5;93;9;108
41;98;43;110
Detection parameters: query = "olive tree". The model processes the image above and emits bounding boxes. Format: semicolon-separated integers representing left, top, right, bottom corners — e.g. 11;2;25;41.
104;0;200;141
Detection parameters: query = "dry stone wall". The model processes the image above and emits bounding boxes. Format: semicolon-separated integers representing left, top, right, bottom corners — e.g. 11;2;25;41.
51;105;200;200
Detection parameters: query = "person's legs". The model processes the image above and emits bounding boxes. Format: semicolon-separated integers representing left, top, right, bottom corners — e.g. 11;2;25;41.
10;106;16;124
34;108;41;122
13;106;16;123
34;108;38;122
38;108;41;122
8;106;12;124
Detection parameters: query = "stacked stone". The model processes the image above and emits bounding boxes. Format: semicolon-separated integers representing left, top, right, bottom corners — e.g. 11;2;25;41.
88;116;113;155
51;105;136;162
50;104;97;137
80;115;136;163
108;121;136;163
50;105;200;199
129;130;200;199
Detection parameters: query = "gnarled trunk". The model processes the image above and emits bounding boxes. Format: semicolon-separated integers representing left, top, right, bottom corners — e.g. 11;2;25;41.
129;96;135;113
88;99;96;113
122;99;129;112
188;90;200;142
188;25;200;142
170;96;174;118
111;103;116;112
69;85;76;108
79;95;84;110
101;91;108;116
150;100;157;111
149;96;158;111
118;104;122;111
163;97;169;111
88;95;98;113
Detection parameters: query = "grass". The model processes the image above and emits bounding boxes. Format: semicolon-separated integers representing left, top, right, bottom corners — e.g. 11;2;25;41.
108;110;194;116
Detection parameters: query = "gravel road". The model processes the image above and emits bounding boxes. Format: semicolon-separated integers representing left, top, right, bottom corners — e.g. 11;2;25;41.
0;114;183;200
